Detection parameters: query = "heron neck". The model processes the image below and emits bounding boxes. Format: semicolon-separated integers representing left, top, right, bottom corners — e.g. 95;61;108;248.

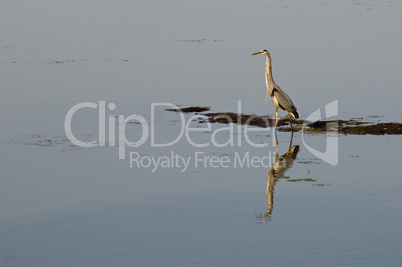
265;56;275;88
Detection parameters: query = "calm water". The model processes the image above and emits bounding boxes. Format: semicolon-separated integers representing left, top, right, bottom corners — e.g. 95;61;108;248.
1;1;402;266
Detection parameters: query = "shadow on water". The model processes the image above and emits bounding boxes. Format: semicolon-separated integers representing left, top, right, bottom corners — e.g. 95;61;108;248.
257;131;300;222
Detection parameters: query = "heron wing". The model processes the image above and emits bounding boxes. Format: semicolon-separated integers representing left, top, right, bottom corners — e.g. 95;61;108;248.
272;86;299;118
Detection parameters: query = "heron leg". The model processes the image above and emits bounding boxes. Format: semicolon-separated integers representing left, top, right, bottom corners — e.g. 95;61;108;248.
275;106;278;130
286;111;293;129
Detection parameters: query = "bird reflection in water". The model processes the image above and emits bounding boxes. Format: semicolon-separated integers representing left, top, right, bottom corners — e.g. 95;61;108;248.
258;131;300;221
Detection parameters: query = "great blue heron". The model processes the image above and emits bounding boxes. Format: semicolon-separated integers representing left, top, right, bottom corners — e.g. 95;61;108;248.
252;50;300;128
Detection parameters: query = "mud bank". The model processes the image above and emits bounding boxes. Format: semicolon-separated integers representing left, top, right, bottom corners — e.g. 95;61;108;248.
167;106;402;135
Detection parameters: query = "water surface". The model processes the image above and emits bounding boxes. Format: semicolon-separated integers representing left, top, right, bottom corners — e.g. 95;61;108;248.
1;1;402;266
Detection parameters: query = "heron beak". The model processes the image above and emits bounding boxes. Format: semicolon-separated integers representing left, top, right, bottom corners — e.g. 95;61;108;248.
252;51;263;56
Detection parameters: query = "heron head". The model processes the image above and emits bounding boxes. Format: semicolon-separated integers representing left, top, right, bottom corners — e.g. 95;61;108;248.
252;49;269;56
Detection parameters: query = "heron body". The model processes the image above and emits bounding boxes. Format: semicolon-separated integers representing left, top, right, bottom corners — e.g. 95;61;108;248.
252;50;300;128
